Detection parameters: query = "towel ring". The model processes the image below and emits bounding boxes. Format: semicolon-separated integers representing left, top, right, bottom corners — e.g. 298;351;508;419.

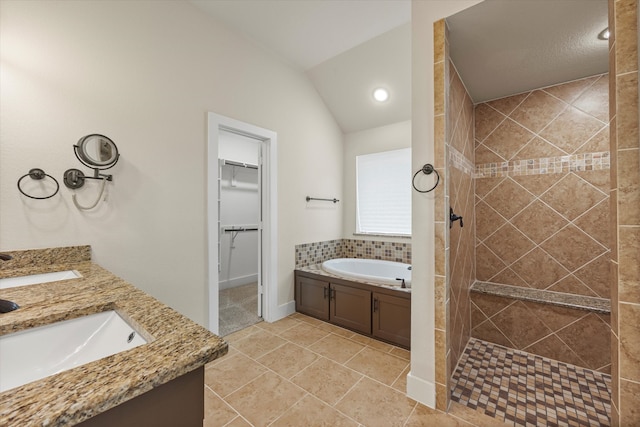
412;164;440;193
17;168;60;200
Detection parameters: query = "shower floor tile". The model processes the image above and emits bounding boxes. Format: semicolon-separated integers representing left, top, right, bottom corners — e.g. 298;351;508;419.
451;338;611;427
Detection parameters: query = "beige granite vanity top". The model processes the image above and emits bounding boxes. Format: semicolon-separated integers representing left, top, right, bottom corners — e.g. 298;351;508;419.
0;246;228;426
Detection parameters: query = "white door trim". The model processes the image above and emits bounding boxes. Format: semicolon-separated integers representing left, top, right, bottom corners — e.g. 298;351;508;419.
207;112;278;334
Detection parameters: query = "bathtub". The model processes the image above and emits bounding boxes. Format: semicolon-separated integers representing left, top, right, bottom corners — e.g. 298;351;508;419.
321;258;411;288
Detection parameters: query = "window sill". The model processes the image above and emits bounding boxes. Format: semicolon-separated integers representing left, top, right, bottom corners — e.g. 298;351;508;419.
352;232;411;239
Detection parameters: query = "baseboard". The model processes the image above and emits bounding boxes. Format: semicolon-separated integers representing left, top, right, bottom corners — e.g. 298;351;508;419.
265;300;295;323
406;371;436;408
219;274;258;290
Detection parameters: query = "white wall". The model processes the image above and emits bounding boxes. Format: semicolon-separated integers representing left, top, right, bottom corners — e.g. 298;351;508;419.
0;1;343;326
343;120;411;242
219;131;260;290
409;0;483;407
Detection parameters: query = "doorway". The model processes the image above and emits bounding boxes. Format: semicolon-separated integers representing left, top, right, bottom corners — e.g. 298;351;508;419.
207;113;278;336
219;131;261;335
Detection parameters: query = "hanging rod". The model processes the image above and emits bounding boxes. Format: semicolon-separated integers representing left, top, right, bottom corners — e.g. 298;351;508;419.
222;225;259;232
222;159;258;170
306;196;339;203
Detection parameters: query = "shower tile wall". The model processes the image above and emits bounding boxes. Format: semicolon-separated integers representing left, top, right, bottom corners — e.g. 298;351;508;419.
609;0;640;424
471;293;611;373
472;75;611;371
446;61;476;388
432;19;476;411
294;239;411;268
432;19;449;410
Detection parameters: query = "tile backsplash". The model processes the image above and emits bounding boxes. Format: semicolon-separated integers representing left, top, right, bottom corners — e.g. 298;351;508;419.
295;239;411;268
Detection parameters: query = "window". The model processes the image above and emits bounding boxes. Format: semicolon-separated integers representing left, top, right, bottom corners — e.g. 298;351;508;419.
356;148;411;236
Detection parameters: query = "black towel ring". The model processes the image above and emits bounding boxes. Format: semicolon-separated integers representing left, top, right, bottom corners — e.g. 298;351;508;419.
412;164;440;193
17;168;60;200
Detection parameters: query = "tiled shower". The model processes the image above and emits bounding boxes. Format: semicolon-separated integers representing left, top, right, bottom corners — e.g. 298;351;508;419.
472;75;611;373
431;1;640;422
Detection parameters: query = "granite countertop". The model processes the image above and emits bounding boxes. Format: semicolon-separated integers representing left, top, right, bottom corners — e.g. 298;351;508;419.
296;263;412;294
0;246;228;426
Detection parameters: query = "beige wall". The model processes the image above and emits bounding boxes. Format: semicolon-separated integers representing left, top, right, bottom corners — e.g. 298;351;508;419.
0;1;343;325
343;120;411;242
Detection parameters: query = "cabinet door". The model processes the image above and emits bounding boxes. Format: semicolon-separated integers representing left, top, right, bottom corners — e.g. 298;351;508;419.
295;275;329;320
373;293;411;349
330;283;371;334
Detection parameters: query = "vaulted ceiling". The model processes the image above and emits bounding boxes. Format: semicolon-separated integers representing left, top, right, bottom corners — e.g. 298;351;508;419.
191;0;608;134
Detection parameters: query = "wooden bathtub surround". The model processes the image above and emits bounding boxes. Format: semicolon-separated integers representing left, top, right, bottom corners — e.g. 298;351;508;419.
0;246;228;426
294;268;411;349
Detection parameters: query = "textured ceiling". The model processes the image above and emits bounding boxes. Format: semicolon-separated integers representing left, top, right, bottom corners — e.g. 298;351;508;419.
447;0;609;103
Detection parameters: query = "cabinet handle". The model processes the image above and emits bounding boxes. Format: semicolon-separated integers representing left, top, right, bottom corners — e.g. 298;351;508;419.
330;288;335;300
373;298;379;312
323;287;328;299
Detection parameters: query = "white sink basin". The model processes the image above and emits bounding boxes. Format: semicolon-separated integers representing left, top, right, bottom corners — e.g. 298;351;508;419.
0;270;81;290
0;310;147;392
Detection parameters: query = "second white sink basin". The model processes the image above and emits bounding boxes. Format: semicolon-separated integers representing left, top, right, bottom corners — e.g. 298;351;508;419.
0;270;81;290
0;310;148;392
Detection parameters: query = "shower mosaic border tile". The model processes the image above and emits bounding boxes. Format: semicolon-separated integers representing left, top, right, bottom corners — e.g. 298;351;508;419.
475;151;610;178
295;239;411;268
449;146;475;177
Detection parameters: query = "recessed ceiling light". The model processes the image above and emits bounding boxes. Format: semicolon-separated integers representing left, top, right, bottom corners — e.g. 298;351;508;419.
598;27;610;40
373;88;389;102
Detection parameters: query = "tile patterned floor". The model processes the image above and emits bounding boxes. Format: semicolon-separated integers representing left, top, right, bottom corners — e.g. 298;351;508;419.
219;283;262;337
451;338;612;427
204;313;491;427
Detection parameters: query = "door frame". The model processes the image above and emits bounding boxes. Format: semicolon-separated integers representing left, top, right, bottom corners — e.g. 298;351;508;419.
207;112;278;334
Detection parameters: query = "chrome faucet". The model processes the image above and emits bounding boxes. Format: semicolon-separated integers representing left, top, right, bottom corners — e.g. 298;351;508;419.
0;253;12;261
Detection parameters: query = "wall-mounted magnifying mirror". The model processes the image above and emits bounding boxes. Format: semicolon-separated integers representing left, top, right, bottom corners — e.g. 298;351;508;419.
75;134;120;170
63;134;121;210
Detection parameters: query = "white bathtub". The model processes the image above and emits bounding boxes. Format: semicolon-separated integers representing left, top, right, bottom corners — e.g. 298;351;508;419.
321;258;411;288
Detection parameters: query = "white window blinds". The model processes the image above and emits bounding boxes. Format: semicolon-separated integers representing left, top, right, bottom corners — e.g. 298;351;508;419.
356;148;411;235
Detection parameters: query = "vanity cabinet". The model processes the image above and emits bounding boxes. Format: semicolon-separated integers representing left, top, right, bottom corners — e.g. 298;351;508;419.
295;271;410;348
